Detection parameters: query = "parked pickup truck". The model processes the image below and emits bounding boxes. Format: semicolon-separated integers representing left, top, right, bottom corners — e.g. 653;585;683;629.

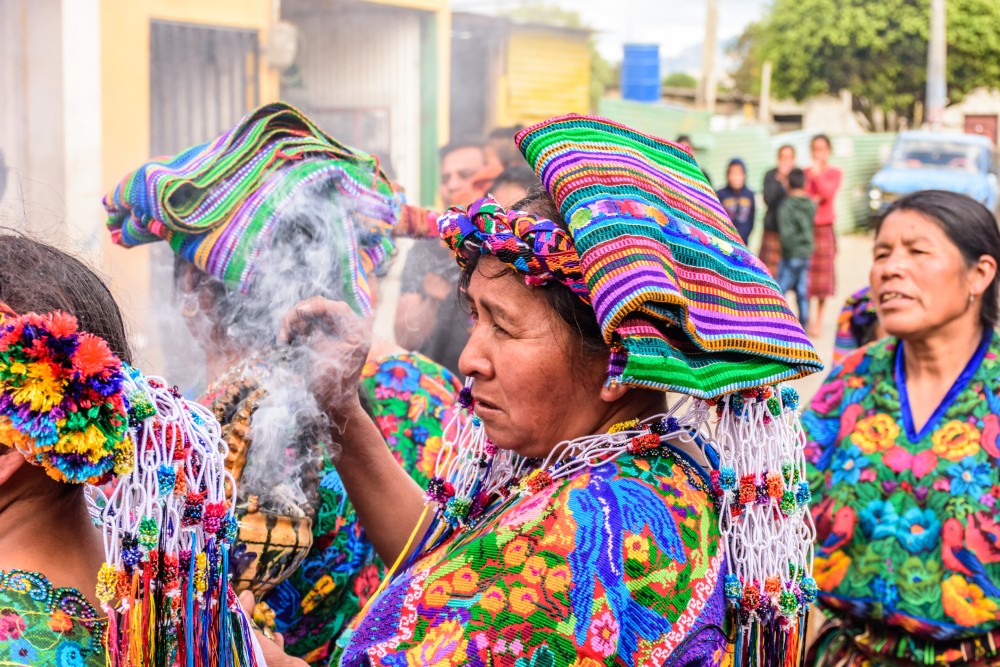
869;131;998;218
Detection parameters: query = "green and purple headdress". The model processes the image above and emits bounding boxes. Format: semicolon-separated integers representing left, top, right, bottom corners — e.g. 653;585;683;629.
441;114;823;398
104;102;398;316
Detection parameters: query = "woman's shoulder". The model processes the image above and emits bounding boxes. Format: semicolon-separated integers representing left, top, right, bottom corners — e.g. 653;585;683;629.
0;569;105;666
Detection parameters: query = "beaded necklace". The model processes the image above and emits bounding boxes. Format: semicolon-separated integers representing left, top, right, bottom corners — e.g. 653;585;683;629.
424;381;713;533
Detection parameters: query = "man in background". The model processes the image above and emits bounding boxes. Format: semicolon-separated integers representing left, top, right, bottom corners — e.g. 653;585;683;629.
395;138;501;375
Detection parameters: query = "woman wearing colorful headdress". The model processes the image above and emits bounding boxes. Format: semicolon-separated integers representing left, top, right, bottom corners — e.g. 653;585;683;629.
281;115;824;666
832;286;885;365
803;191;1000;666
0;235;266;666
103;102;462;664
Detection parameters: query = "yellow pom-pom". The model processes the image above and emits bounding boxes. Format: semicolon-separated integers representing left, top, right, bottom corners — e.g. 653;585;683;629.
609;418;640;434
114;435;134;475
97;562;117;604
194;552;208;593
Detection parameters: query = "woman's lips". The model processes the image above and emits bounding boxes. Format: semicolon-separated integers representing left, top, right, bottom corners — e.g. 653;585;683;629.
473;396;501;415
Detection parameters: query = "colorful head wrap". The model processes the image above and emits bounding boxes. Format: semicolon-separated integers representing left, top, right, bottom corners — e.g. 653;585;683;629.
440;114;822;399
833;286;879;364
104;102;398;316
441;196;587;295
0;308;129;484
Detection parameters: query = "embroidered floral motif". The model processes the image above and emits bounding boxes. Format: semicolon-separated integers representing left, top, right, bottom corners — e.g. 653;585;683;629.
805;335;1000;653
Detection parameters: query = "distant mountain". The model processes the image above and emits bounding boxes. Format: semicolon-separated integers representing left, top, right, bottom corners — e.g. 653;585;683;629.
661;36;738;78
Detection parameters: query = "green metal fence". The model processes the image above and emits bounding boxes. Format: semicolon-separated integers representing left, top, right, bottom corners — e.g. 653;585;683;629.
597;98;897;241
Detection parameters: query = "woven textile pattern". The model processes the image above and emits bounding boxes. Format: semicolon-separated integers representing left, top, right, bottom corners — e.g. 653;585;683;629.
833;286;878;366
438;196;587;296
334;452;726;667
803;334;1000;662
103;103;398;315
513;114;822;398
0;569;106;667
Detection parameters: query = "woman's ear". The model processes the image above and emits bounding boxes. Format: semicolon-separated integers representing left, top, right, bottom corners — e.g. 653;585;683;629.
0;446;26;487
973;254;998;297
599;381;630;403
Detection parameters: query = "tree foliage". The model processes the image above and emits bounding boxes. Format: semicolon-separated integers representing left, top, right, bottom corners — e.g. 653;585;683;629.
663;72;698;89
731;0;1000;128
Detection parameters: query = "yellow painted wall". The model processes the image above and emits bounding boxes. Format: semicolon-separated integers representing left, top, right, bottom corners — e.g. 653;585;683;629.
498;28;590;128
99;0;279;369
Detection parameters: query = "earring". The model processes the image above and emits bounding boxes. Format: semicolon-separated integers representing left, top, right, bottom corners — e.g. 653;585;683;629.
970;293;977;305
180;293;200;318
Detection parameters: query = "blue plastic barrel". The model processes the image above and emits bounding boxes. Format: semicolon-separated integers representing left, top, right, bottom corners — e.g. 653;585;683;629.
621;44;661;102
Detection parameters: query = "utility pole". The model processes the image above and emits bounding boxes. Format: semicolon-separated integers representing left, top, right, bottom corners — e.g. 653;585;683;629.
759;61;773;124
925;0;947;130
697;0;719;113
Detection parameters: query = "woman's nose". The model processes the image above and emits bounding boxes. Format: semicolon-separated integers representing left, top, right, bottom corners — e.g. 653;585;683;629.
458;325;493;379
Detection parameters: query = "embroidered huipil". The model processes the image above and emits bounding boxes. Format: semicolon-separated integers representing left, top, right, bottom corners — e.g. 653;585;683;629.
0;570;106;667
334;450;726;667
803;333;1000;664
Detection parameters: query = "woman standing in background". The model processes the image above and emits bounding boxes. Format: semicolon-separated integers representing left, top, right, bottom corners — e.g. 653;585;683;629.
806;134;843;337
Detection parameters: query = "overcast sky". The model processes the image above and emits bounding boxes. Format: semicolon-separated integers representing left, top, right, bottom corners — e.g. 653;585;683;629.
450;0;769;61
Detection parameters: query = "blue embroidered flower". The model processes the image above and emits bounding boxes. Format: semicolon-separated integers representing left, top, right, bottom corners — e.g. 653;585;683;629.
6;638;36;663
830;445;870;486
56;641;84;667
872;576;900;608
895;507;941;553
946;457;992;498
859;499;899;540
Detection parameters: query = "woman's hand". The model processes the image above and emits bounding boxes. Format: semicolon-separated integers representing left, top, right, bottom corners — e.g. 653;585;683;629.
238;592;309;667
279;297;371;423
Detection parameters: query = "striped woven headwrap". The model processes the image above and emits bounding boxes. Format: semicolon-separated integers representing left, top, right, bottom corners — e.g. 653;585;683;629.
439;196;587;296
104;103;398;316
489;114;823;398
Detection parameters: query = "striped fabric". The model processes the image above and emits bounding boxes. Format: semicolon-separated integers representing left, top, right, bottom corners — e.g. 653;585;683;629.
104;103;398;316
516;114;823;397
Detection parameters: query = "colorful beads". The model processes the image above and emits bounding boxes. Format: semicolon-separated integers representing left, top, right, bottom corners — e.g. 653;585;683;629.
627;433;661;455
724;573;742;603
779;589;799;615
426;477;454;503
795;481;811;505
128;388;157;424
764;576;781;597
220;516;239;544
766;395;781;417
742;581;761;611
97;563;117;603
765;470;784;498
709;470;724;498
203;502;227;534
779;491;796;515
781;385;799;410
719;466;736;490
114;436;135;476
800;576;818;604
443;496;472;524
182;492;205;526
609;418;640;433
457;386;473;409
156;464;176;495
739;474;756;504
194;552;208;593
138;516;159;550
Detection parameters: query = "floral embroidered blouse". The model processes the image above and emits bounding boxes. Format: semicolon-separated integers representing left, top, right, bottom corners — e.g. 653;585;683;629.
0;569;106;667
333;449;727;667
263;352;461;664
804;333;1000;645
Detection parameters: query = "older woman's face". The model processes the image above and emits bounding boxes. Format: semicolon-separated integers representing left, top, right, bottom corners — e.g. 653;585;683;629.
871;209;986;339
459;257;612;457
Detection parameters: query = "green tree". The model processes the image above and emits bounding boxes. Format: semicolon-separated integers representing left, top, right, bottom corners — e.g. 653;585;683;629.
501;1;616;110
731;0;1000;128
663;72;698;89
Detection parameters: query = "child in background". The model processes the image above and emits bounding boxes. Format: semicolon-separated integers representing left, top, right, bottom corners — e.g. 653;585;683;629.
776;167;816;326
716;158;756;244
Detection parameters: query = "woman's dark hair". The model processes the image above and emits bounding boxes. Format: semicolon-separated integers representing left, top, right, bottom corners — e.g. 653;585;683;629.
458;183;606;358
0;234;132;363
811;134;832;150
877;190;1000;329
